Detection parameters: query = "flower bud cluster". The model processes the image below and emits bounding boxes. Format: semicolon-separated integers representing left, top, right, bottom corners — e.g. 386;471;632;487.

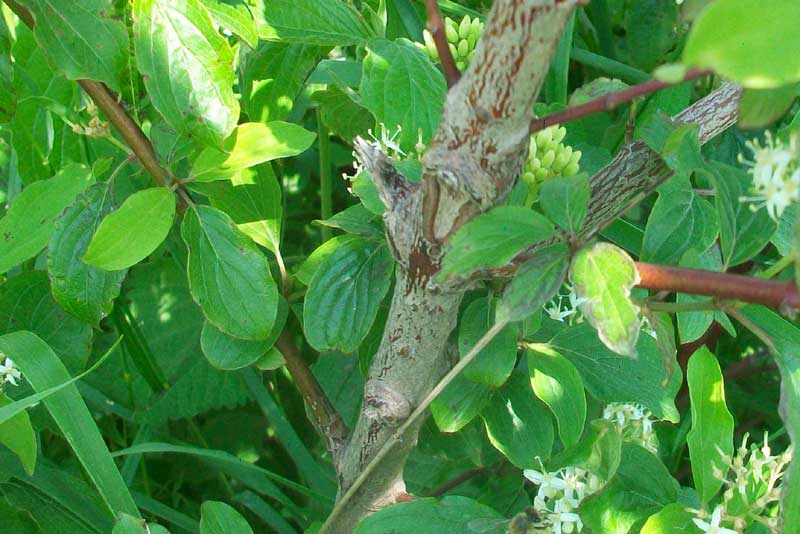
739;132;800;221
543;284;586;324
709;433;792;532
522;126;582;205
602;402;658;453
419;15;484;72
523;462;604;534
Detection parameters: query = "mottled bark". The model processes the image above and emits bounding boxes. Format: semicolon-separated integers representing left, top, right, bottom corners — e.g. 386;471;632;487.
324;2;581;531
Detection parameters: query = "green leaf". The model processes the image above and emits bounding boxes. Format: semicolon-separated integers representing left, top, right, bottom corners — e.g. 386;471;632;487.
0;15;15;123
0;331;139;517
0;392;36;476
547;419;622;483
201;298;287;370
240;42;322;123
201;0;258;49
676;248;721;344
182;205;279;340
773;204;798;257
549;323;682;422
640;115;705;174
481;372;554;468
0;163;94;275
191;122;316;182
498;244;570;324
303;237;394;352
738;85;799;129
458;297;519;387
430;373;491;433
0;272;93;374
440;206;555;280
683;0;800;88
570;242;642;357
200;501;253;534
27;0;129;92
737;306;800;530
112;514;150;534
528;346;586;449
83;188;176;271
640;503;696;534
641;176;718;264
133;0;239;147
354;496;502;534
624;0;679;72
687;346;734;504
259;0;373;45
313;87;373;143
195;165;283;253
539;173;590;235
708;162;777;268
581;443;678;534
47;184;127;326
315;204;383;237
294;234;360;286
360;38;446;152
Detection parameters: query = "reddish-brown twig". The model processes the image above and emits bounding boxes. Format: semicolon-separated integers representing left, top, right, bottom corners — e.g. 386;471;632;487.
529;68;713;133
424;0;461;88
636;262;800;311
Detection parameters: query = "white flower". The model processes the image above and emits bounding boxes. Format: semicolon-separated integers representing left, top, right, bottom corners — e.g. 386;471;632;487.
739;132;800;221
692;506;738;534
553;497;583;534
524;468;567;500
367;123;406;157
0;357;21;387
545;298;574;322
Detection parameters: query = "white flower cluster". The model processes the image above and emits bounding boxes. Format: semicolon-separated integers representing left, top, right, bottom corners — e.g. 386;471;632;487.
523;462;603;534
602;402;659;453
544;284;586;324
0;354;21;388
739;132;800;221
695;433;792;533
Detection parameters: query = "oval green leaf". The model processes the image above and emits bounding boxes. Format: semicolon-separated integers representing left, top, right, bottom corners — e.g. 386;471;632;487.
182;205;279;340
83;188;176;271
303;237;394;353
133;0;239;147
48;184;127;326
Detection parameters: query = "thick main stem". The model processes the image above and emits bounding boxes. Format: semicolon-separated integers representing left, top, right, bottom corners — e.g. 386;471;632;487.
331;269;462;528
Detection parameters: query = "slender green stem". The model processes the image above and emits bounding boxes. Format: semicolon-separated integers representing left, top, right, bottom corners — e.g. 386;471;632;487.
571;47;650;84
317;109;333;242
758;254;794;280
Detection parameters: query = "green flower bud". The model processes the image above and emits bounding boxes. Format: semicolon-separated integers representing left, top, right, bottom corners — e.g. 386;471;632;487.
552;126;567;144
553;149;571;172
456;60;466;71
471;17;483;36
534;167;549;182
457;39;469;58
563;162;580;176
541;149;556;168
530;157;541;170
448;43;458;59
467;32;478;51
459;16;472;40
467;49;475;62
535;127;552;146
445;18;459;43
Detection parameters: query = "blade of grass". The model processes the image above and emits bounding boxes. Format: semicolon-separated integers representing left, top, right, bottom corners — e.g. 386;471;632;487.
586;0;616;59
0;331;139;518
391;0;424;40
131;491;199;534
0;338;121;425
545;12;575;105
240;368;335;496
436;0;482;19
112;442;333;515
234;490;296;534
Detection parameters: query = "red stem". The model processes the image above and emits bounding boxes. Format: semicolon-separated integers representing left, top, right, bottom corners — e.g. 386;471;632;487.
424;0;461;88
635;262;800;310
529;69;713;133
